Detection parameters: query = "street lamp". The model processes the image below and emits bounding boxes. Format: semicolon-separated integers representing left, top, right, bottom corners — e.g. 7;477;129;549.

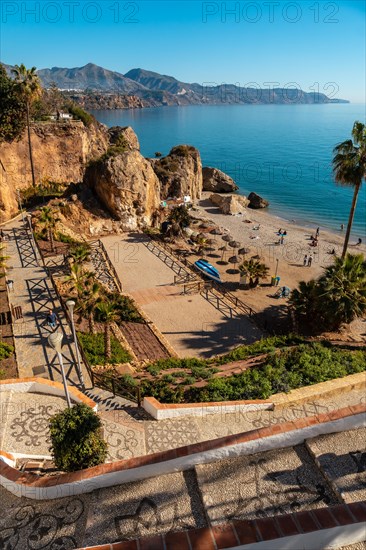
48;332;72;408
66;299;85;389
16;189;25;223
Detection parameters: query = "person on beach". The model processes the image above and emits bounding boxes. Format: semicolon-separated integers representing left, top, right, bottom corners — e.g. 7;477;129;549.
308;255;313;267
280;236;284;245
316;227;320;238
340;224;344;231
356;238;362;246
303;254;308;266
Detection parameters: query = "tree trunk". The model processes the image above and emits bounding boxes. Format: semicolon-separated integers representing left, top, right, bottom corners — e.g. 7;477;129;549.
26;102;36;188
89;311;96;335
49;227;55;252
342;183;360;260
105;322;111;360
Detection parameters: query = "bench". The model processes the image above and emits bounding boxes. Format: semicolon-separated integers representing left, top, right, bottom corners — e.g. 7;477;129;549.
11;305;24;323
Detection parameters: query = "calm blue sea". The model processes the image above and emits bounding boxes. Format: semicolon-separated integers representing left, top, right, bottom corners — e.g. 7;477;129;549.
91;104;366;237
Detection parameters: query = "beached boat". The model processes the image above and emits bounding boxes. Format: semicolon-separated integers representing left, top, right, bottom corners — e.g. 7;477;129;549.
194;259;222;283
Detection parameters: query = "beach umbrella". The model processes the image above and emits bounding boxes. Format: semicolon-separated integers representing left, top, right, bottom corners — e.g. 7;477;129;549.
210;227;223;236
218;245;229;263
229;240;241;254
228;255;241;273
206;238;216;249
238;247;250;256
200;222;212;230
222;234;233;243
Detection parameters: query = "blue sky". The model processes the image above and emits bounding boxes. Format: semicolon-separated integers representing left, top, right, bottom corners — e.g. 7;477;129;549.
1;0;365;102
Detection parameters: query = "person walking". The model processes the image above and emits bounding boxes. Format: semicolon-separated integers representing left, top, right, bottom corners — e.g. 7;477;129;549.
307;255;313;267
46;309;58;331
315;227;320;238
303;254;308;266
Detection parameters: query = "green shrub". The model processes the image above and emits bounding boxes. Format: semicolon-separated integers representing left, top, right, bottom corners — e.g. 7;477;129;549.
107;293;144;323
77;332;131;366
68;105;95;127
49;403;107;472
0;342;14;361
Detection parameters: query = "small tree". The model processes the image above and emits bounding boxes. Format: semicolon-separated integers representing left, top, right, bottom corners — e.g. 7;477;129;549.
167;205;191;238
239;259;269;287
38;206;59;251
96;300;120;360
49;403;107;472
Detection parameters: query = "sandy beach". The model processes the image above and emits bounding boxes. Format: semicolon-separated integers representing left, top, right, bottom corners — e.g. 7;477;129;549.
188;193;366;338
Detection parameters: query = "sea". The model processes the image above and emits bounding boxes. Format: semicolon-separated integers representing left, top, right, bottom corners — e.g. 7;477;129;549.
90;103;366;237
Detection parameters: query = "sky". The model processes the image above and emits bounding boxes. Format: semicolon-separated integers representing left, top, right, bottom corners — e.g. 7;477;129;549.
1;0;365;102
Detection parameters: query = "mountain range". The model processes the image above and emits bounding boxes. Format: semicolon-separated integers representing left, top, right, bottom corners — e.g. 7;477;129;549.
2;62;349;106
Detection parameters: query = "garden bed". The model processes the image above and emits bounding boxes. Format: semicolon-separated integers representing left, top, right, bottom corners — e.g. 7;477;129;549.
0;275;17;378
77;331;132;367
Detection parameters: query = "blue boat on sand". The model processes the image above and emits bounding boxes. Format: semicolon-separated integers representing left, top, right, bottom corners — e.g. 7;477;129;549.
194;259;222;283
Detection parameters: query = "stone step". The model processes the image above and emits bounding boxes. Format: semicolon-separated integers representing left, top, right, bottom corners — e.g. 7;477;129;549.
194;443;338;525
306;427;366;504
0;391;13;449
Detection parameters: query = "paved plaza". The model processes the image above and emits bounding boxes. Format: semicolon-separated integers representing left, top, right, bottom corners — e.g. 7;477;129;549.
101;233;262;358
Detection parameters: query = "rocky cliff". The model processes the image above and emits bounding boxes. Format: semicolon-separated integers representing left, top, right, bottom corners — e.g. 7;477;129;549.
151;145;202;200
0;121;108;222
85;149;161;230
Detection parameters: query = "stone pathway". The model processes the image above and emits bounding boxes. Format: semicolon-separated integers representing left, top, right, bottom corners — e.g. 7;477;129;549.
2;220;88;388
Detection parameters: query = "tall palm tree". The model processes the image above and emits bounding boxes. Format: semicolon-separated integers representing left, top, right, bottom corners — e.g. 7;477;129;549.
96;300;120;361
332;121;366;260
239;259;269;287
318;253;366;328
65;263;90;299
38;206;59;251
11;64;42;188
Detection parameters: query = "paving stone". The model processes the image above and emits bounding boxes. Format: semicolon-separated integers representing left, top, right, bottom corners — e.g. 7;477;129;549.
195;444;337;524
145;417;201;454
83;470;206;546
2;392;66;455
102;417;146;461
306;428;366;503
0;485;90;549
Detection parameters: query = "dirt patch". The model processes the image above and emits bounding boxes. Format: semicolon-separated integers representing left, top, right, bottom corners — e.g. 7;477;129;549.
119;321;170;362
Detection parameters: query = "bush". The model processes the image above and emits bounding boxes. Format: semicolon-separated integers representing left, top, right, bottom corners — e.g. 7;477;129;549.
77;332;131;366
0;342;14;361
68;104;95;127
49;403;107;472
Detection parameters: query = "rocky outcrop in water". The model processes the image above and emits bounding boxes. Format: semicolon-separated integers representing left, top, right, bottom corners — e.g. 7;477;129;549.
151;145;202;200
84;149;161;230
248;192;269;209
202;167;238;193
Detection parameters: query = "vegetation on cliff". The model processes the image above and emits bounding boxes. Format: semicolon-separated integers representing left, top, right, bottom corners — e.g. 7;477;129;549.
0;65;26;143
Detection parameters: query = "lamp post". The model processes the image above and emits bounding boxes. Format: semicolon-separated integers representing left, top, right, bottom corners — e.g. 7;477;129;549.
48;332;72;408
16;189;25;223
275;258;279;278
66;299;85;389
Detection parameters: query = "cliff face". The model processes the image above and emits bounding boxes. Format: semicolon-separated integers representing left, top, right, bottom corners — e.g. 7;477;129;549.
85;150;161;230
0;121;108;222
151;145;203;201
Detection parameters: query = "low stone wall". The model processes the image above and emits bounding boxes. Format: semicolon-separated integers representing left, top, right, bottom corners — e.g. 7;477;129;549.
142;371;366;419
0;377;97;410
143;396;273;420
1;402;364;500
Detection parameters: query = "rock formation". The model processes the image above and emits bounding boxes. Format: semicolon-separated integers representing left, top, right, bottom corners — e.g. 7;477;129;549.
108;126;140;151
0;121;109;222
84;150;161;230
150;145;202;201
202;167;238;193
209;193;249;215
248;192;269;209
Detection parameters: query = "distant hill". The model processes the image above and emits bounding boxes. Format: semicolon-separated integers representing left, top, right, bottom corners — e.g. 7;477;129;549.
2;62;349;106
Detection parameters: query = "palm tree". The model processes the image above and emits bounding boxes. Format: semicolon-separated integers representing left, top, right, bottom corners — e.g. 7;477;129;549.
65;263;90;299
167;205;191;238
318;253;366;328
239;259;269;287
82;276;101;334
68;243;91;265
38;206;58;251
11;64;42;188
96;300;120;361
332;121;366;260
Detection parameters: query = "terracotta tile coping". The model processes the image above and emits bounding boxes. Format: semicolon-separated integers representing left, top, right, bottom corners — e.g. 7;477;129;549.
144;396;273;410
79;501;366;549
1;402;364;489
0;377;96;409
